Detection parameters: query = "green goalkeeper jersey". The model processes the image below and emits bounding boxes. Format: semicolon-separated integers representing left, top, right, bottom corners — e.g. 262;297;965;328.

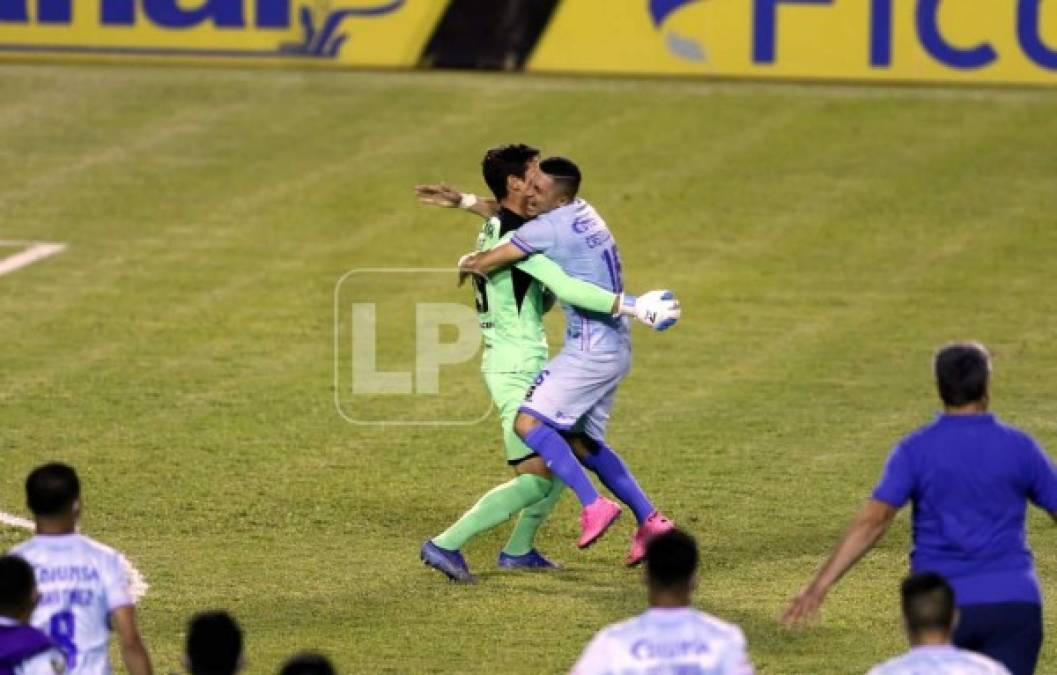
473;208;616;373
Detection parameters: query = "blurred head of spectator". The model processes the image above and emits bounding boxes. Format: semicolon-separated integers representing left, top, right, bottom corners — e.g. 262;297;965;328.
185;611;243;675
279;651;336;675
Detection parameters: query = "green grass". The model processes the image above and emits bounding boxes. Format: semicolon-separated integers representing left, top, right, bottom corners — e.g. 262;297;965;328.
2;63;1057;674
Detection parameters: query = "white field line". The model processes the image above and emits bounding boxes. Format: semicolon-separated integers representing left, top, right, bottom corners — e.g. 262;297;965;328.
1;510;150;601
0;242;66;278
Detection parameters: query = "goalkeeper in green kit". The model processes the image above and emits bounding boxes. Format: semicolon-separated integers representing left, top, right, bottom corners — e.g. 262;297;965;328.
416;144;674;582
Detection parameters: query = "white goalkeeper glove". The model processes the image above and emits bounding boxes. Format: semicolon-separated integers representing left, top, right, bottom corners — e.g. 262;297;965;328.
617;290;681;331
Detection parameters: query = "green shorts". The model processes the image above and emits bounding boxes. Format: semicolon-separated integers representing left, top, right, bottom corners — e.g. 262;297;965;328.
482;370;539;464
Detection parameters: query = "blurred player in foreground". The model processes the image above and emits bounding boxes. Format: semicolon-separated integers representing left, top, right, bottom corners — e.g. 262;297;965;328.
184;612;242;675
278;652;335;675
783;342;1057;675
418;145;673;582
9;464;152;675
570;530;753;674
459;157;681;564
868;573;1009;675
0;554;66;675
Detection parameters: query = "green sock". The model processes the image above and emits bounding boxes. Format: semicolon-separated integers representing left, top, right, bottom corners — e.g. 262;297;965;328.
503;478;565;556
433;474;551;551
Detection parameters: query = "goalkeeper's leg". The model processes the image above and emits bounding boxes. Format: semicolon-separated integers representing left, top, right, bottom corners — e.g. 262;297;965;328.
431;473;551;552
423;371;558;580
504;472;564;557
495;373;564;565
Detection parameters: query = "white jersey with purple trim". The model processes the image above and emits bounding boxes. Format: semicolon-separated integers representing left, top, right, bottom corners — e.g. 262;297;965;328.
510;199;630;355
867;645;1010;675
10;534;135;675
570;607;754;675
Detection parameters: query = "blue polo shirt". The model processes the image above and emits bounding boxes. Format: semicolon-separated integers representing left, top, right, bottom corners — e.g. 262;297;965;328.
873;413;1057;606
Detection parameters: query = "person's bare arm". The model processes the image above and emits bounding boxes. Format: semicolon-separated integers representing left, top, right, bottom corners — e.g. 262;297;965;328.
414;184;498;219
781;499;898;626
110;605;153;675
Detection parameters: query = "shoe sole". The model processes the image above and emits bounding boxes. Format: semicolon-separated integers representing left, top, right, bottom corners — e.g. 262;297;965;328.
577;509;622;549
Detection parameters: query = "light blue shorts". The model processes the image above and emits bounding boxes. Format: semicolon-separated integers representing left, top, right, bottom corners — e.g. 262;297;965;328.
518;348;631;441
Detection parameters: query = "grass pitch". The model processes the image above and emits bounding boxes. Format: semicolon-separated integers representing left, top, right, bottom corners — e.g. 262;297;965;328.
2;64;1057;674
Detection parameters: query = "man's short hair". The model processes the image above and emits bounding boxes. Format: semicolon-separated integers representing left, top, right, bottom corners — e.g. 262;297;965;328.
934;342;991;407
0;555;36;616
26;462;80;517
539;156;582;200
901;572;956;635
481;143;539;200
645;529;698;589
279;652;336;675
186;611;243;675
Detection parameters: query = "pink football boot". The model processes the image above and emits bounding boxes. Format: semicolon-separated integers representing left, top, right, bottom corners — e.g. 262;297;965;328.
577;498;622;548
625;512;675;567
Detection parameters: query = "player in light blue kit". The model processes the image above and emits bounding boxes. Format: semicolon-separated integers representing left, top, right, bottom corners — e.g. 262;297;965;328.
868;573;1009;675
460;157;681;564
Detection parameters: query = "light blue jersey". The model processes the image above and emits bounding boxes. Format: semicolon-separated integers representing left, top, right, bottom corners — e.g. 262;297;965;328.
510;199;630;355
571;608;754;675
868;645;1010;675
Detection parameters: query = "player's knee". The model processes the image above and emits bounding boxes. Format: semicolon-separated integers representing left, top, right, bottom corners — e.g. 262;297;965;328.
568;434;600;460
514;455;552;480
514;412;540;439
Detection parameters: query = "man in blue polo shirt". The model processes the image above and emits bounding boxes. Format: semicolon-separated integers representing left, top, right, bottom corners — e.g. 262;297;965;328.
782;342;1057;675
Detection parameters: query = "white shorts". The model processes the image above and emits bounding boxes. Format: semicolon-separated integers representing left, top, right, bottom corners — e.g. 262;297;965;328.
518;348;631;441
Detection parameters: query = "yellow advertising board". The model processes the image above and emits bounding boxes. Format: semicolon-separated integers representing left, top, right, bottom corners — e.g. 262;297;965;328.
529;0;1057;85
0;0;447;67
4;0;1056;85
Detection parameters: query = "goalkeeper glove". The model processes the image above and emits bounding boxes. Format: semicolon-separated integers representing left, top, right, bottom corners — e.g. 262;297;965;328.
617;290;681;331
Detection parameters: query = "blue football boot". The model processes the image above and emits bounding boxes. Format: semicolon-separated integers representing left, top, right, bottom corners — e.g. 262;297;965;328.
497;548;561;570
420;540;475;583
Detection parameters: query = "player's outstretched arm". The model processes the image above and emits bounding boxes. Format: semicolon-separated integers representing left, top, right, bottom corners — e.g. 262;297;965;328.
516;253;618;315
781;499;897;627
492;232;682;327
414;184;498;219
111;605;154;675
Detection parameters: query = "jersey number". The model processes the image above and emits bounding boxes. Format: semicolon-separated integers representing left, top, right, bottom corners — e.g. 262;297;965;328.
49;610;78;668
602;245;624;293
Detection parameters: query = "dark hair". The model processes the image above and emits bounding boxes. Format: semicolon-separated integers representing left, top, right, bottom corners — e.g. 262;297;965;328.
26;463;80;516
901;572;955;635
645;529;698;589
481;143;539;200
934;342;991;407
0;555;36;615
539;156;581;200
187;611;243;675
279;652;336;675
